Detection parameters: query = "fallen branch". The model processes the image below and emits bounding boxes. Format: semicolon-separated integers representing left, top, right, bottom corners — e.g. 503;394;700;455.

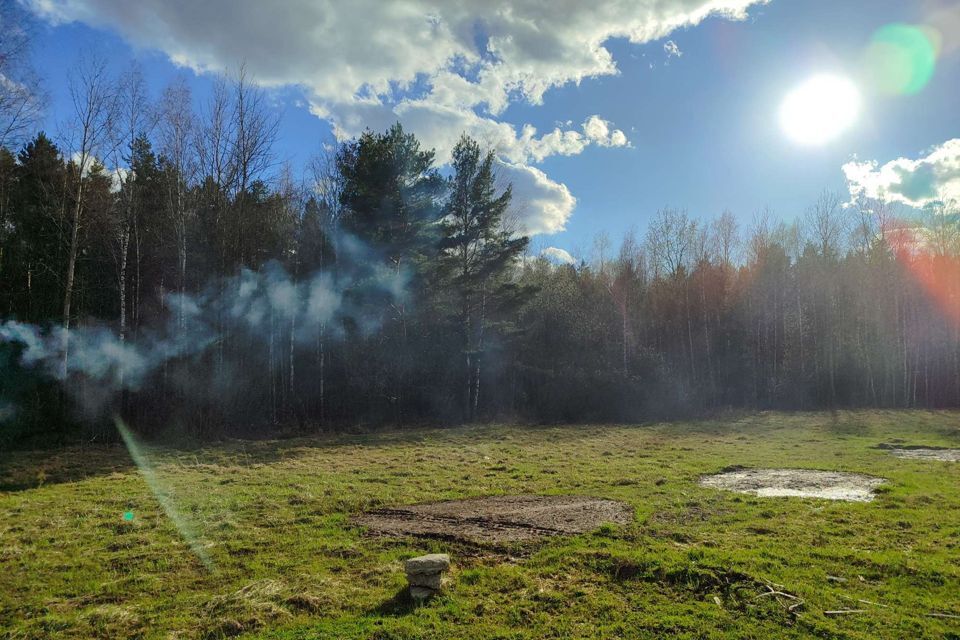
838;594;889;609
754;582;803;616
755;590;799;601
824;609;866;616
926;613;960;620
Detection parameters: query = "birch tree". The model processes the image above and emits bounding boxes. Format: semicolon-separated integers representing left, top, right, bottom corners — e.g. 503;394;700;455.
228;66;278;267
109;66;152;342
158;78;195;327
61;55;117;373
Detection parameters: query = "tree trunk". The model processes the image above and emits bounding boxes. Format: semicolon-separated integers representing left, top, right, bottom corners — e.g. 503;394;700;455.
473;286;487;419
118;225;129;340
61;184;84;377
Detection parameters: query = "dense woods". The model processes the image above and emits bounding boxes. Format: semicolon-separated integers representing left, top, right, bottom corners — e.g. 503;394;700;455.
2;52;960;445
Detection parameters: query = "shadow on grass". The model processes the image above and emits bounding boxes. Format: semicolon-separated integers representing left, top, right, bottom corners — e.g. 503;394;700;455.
6;409;953;493
370;587;418;617
0;443;134;492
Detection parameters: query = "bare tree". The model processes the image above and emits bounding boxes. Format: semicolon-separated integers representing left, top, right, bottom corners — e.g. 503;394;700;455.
109;65;153;342
276;162;304;414
691;221;711;266
646;206;698;380
61;54;118;372
746;207;773;265
194;67;278;268
851;193;879;255
922;200;960;258
803;190;847;259
158;77;195;326
711;209;739;269
229;65;279;264
305;144;344;425
230;66;278;196
593;231;611;274
646;206;695;277
308;143;344;239
0;0;45;148
195;75;235;204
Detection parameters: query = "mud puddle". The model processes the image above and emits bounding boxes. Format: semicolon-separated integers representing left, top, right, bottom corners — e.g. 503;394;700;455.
700;468;885;502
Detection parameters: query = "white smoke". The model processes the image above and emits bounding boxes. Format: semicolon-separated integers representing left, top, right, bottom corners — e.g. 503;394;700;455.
0;246;410;420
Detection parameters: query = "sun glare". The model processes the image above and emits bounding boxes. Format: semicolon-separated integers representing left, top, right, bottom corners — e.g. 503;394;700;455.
779;74;861;146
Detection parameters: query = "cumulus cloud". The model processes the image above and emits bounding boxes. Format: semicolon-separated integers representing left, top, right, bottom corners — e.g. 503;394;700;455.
26;0;763;106
541;246;577;265
499;161;577;235
663;40;683;58
27;0;765;232
69;151;98;176
69;152;128;192
313;100;627;166
843;139;960;208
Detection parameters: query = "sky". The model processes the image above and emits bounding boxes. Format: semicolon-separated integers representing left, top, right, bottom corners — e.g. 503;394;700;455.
12;0;960;259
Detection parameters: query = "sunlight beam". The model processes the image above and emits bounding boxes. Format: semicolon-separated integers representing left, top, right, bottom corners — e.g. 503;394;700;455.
114;416;214;571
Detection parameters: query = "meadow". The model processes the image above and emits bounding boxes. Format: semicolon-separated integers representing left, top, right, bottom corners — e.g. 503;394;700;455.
1;410;959;639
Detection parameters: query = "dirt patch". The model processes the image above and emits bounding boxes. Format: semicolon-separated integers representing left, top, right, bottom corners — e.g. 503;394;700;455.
353;494;634;546
699;468;884;502
877;444;960;462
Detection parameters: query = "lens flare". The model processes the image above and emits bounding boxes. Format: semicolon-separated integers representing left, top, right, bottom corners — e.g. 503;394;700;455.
115;416;214;571
864;24;940;95
884;212;960;332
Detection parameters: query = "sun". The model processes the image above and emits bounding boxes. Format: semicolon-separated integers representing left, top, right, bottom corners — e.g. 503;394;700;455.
779;74;861;146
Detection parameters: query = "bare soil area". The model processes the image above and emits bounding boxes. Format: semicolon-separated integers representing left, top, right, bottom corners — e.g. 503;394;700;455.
699;467;885;502
353;494;634;545
877;444;960;462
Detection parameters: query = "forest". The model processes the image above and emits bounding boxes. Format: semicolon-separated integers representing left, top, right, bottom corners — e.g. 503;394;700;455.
2;55;960;446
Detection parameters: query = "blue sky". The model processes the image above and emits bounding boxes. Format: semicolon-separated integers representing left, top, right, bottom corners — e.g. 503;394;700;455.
19;0;960;256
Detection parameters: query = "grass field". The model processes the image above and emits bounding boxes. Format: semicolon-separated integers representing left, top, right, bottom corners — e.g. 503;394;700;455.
2;411;959;639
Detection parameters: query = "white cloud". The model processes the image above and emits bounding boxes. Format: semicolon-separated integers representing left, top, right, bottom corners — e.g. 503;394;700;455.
109;166;129;193
27;0;765;233
499;161;576;235
843;139;960;208
70;151;105;178
541;246;576;265
70;152;128;192
663;40;683;58
26;0;761;109
314;97;628;166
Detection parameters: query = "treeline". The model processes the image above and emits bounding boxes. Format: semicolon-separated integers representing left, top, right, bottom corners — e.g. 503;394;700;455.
2;58;960;444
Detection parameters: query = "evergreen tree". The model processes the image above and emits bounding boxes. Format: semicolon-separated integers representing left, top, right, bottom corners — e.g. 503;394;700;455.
3;133;67;321
335;123;445;423
337;123;444;274
438;135;530;419
125;136;163;332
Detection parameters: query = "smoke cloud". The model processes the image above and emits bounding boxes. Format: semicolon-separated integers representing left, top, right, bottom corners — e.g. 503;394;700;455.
0;238;410;423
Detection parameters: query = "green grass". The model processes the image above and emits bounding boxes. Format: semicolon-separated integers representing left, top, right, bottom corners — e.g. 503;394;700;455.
2;410;959;639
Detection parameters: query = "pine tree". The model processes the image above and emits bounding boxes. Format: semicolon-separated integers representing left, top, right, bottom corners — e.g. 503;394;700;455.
3;133;67;321
337;123;444;274
438;135;529;419
335;123;446;423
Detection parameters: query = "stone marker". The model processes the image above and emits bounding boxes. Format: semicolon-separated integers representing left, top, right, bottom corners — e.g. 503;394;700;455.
405;553;450;599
